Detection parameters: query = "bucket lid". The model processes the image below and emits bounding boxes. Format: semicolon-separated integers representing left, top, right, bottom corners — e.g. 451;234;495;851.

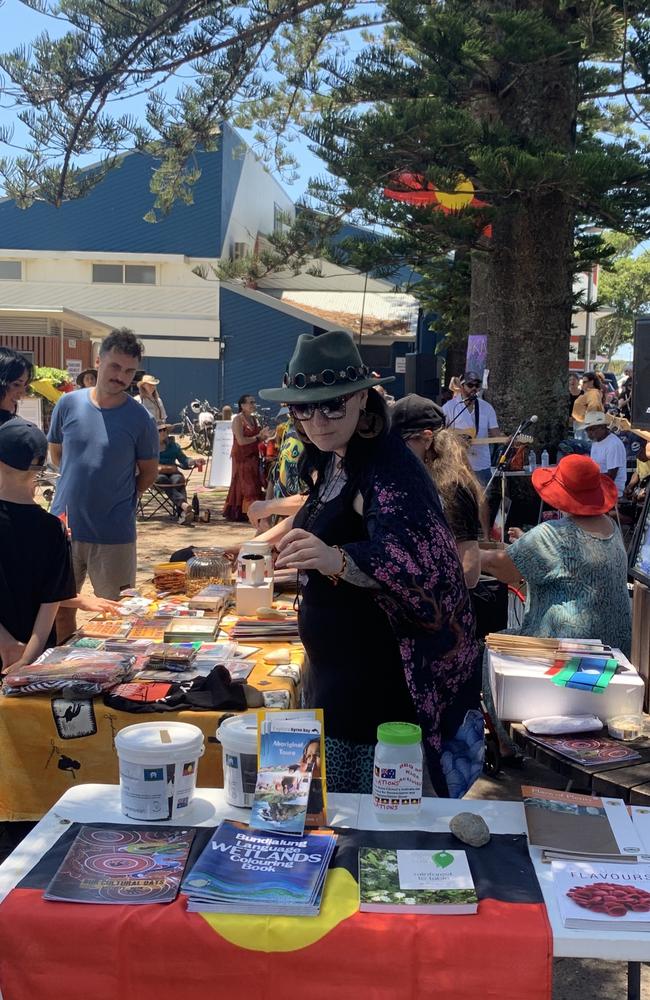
377;722;422;746
115;721;204;755
217;713;258;753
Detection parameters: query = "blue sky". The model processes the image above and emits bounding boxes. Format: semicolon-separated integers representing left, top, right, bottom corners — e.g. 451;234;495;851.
0;0;330;202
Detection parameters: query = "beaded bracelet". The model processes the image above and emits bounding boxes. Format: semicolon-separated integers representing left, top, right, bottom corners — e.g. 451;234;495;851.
326;545;347;586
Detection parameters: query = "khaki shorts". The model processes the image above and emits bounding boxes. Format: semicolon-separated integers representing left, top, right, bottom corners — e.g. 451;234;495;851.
71;540;137;600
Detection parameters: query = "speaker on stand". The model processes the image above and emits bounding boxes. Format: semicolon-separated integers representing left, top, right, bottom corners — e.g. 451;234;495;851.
631;316;650;429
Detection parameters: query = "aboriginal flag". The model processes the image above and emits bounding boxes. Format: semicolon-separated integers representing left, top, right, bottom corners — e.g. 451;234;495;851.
0;824;551;1000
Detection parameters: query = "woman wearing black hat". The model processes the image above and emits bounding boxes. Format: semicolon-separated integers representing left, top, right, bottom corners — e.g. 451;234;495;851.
392;394;483;589
259;330;481;798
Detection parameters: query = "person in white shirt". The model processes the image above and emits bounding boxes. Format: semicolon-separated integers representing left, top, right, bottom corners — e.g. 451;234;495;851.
584;411;627;497
442;370;502;486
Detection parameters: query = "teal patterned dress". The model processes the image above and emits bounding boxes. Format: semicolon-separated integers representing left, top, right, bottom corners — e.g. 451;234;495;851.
507;517;631;656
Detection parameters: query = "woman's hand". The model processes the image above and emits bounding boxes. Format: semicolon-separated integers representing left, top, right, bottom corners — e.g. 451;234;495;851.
76;595;121;614
247;500;268;527
507;527;524;542
275;529;344;576
0;635;26;672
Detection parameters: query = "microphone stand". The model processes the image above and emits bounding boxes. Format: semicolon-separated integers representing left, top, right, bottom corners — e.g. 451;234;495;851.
445;393;478;429
483;418;529;543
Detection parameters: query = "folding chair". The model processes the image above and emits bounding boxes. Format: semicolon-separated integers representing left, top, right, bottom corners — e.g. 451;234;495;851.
137;482;181;521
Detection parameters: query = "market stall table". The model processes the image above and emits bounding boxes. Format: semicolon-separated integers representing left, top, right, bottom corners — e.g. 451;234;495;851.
0;643;303;822
0;785;647;1000
510;722;650;803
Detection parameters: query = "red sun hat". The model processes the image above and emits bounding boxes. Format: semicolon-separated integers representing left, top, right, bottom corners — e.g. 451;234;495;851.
531;454;618;516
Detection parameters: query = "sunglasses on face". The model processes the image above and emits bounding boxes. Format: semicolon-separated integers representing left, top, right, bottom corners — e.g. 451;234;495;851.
465;381;481;389
288;395;348;421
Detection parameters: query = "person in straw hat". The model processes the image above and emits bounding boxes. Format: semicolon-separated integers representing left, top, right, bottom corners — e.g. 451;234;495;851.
254;329;482;798
135;373;167;423
480;453;631;655
75;368;97;389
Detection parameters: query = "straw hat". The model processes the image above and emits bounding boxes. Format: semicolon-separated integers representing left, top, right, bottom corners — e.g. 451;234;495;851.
531;454;618;516
138;374;160;387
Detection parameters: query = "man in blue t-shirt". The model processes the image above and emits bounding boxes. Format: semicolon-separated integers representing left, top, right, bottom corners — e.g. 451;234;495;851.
48;329;159;614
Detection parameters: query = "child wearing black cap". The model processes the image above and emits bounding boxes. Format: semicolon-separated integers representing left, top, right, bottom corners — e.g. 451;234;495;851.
0;419;76;672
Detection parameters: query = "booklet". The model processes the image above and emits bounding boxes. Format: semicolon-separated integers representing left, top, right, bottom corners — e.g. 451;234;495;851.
552;859;650;930
522;785;643;862
181;819;337;916
359;848;478;915
523;733;641;768
43;825;195;904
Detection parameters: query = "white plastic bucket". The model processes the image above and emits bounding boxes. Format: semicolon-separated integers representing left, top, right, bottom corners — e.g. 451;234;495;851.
216;714;258;808
114;721;205;821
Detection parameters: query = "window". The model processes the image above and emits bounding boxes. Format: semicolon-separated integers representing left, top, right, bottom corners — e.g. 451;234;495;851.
92;263;156;284
273;203;291;236
0;261;22;280
92;264;123;283
125;264;156;284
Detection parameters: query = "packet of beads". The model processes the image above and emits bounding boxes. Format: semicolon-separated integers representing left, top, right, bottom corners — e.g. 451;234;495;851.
145;644;198;672
2;648;133;696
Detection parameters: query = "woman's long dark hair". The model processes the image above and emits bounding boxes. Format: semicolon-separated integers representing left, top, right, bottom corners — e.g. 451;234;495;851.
297;387;391;489
0;348;33;408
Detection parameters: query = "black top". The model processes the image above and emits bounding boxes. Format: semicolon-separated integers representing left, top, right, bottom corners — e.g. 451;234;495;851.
0;500;76;652
294;478;417;745
443;484;480;543
0;409;15;427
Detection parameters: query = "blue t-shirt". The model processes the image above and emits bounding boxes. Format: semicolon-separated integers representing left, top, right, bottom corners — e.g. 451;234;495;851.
48;389;159;544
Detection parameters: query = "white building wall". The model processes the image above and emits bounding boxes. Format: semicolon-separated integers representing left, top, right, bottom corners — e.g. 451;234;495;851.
221;150;294;259
0;253;220;353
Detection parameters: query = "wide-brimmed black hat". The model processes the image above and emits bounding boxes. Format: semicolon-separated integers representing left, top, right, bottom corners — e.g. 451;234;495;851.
259;330;395;403
76;367;97;387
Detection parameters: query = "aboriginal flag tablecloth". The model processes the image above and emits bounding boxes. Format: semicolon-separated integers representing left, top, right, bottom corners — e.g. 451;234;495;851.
0;823;552;1000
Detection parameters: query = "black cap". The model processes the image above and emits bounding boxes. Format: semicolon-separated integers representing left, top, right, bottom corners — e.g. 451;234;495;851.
0;418;48;470
461;370;482;385
392;394;445;434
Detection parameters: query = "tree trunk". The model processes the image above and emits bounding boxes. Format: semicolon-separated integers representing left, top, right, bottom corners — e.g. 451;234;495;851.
483;13;578;453
444;339;468;385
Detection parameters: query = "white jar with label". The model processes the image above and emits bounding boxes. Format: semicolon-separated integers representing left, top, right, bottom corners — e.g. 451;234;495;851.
372;722;423;821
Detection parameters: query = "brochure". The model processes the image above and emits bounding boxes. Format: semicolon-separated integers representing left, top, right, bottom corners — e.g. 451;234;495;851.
522;785;643;862
523;733;641;768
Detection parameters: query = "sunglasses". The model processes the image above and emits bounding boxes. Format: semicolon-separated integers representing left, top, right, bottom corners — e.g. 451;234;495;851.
288;396;348;421
464;381;481;389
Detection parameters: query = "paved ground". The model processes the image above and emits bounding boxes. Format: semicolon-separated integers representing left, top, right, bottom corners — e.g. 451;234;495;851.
2;487;648;996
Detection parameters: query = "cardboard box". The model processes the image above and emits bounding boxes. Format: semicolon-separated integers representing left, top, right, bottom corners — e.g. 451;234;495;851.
487;648;645;722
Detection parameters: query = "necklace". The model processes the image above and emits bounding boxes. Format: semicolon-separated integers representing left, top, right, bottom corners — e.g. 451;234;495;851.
301;456;347;533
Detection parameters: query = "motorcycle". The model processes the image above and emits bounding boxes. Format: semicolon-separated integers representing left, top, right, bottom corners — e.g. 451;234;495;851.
179;399;220;455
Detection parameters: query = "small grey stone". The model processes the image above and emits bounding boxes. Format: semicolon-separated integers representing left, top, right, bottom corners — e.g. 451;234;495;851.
449;812;491;847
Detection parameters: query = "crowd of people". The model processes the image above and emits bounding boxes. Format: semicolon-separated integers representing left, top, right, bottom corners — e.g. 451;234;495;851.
0;333;638;799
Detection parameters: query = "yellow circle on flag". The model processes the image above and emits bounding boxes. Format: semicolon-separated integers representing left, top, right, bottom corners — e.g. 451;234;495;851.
435;178;475;210
198;867;359;952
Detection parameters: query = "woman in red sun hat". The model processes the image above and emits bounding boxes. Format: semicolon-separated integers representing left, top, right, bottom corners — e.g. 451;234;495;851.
480;454;631;655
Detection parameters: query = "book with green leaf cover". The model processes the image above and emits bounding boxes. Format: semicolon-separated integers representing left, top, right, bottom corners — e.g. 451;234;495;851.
358;848;478;915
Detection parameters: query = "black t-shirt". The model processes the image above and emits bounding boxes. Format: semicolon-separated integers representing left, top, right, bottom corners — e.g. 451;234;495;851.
442;483;480;543
0;409;15;426
0;500;76;650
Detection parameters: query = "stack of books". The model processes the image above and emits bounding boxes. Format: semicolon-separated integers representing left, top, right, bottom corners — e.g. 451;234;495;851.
230;615;300;642
181;819;337;916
